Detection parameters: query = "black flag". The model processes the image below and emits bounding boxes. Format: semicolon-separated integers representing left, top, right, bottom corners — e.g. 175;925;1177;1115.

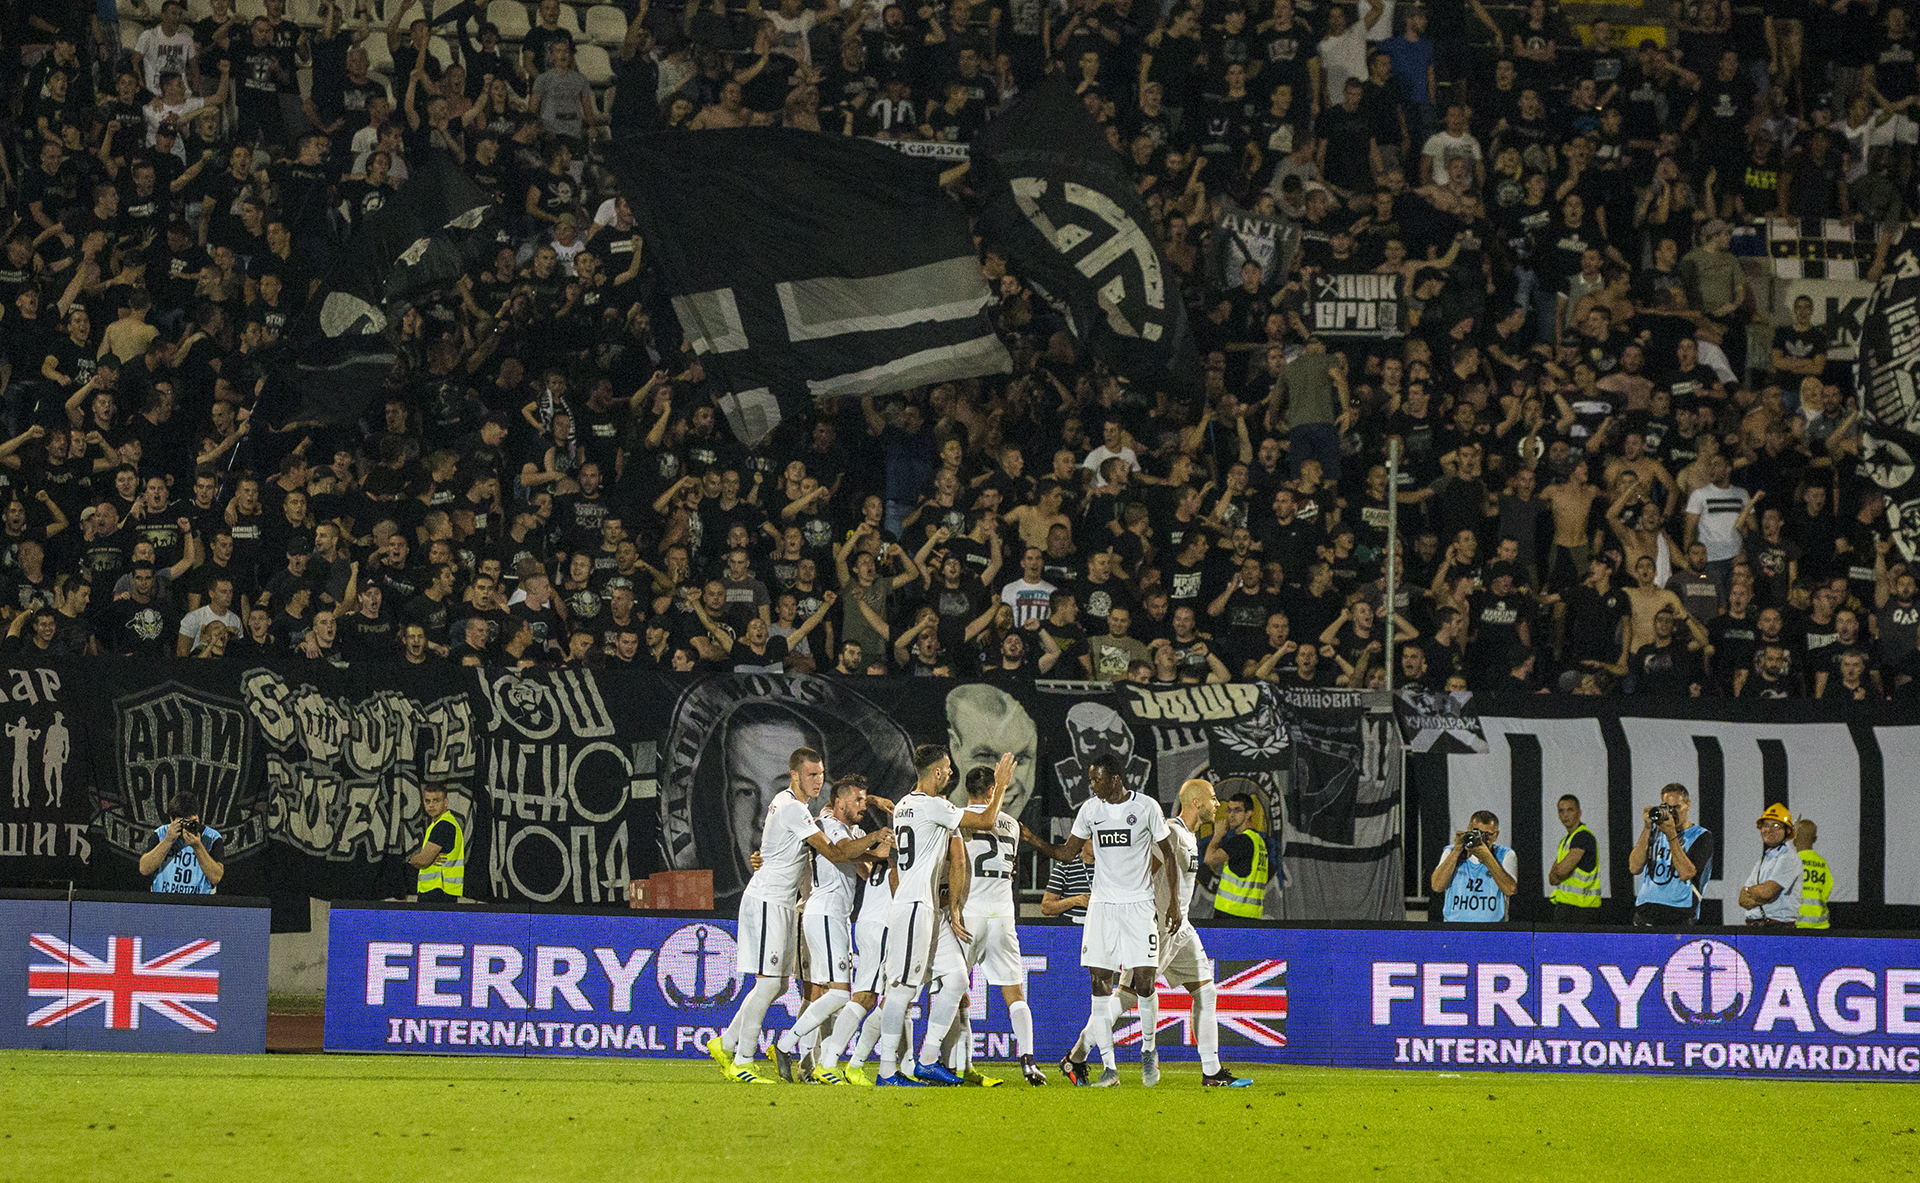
970;74;1201;395
612;130;1011;445
1856;228;1920;560
275;150;495;426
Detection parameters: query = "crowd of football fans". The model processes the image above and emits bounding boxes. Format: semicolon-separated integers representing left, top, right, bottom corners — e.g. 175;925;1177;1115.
0;0;1910;698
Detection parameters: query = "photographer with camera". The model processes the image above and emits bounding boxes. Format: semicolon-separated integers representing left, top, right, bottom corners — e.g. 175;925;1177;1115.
1738;805;1803;929
1628;783;1714;926
137;790;225;894
1430;810;1519;922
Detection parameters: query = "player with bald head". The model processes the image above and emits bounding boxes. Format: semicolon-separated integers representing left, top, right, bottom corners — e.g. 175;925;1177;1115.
1156;779;1250;1086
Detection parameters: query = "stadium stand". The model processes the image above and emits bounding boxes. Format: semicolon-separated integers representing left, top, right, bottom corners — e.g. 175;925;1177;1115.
0;0;1908;702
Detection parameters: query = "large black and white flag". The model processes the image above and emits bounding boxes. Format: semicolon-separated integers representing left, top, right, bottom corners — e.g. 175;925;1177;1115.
614;130;1011;445
275;150;494;426
1394;687;1488;755
970;74;1201;396
1854;227;1920;560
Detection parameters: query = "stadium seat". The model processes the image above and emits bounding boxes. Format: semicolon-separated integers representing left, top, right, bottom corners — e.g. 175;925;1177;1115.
289;0;326;28
236;0;267;20
186;0;213;19
117;0;154;18
575;42;612;85
120;20;147;50
429;34;454;69
550;4;581;34
486;0;530;40
583;5;626;46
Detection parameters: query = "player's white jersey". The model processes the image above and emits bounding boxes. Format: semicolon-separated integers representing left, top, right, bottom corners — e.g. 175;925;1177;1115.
962;806;1019;917
1070;790;1168;905
889;790;964;907
1160;816;1201;916
743;789;820;905
804;815;858;917
856;839;893;925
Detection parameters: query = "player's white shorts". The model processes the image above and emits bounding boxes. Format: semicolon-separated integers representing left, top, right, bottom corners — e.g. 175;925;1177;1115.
961;910;1024;986
932;914;965;980
736;896;797;978
1159;922;1211;987
852;916;889;995
885;900;969;989
802;908;854;985
1081;899;1158;972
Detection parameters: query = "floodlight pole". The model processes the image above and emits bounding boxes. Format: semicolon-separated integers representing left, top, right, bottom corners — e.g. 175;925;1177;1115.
1384;437;1400;695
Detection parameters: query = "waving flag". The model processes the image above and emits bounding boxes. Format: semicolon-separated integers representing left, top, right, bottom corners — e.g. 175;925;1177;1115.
614;130;1011;446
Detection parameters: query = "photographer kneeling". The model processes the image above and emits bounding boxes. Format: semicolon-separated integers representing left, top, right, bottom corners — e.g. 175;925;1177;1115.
137;790;225;894
1431;811;1519;922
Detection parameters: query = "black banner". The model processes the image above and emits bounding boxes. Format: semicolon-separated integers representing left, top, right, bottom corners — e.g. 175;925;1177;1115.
0;667;90;882
1305;272;1407;338
970;74;1201;395
614;130;1011;446
12;664;1920;927
273;150;494;427
1855;227;1920;561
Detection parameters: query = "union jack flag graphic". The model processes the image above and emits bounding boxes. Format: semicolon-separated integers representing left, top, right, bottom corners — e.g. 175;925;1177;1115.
26;934;221;1033
1114;958;1288;1048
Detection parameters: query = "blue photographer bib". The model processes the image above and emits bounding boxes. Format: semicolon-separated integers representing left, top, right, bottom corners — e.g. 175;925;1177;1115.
150;824;220;894
1637;823;1709;913
1442;842;1512;922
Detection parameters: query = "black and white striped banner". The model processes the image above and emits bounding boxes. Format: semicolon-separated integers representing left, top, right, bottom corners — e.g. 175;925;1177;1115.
1416;698;1917;926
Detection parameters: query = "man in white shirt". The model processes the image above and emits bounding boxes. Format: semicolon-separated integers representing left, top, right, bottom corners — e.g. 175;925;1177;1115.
873;745;1010;1086
707;746;892;1084
176;576;242;655
134;0;200;96
1683;455;1749;598
1419;103;1484;188
1317;0;1384;109
1024;753;1182;1087
1081;417;1140;490
999;546;1058;630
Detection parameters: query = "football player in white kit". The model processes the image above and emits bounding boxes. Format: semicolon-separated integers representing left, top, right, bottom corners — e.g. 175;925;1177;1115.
707;747;892;1084
874;744;1013;1086
946;763;1048;1085
1023;752;1181;1087
773;773;893;1083
1153;779;1252;1087
815;809;903;1086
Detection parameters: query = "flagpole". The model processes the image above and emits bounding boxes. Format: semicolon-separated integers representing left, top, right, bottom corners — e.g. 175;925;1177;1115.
1384;436;1412;917
1384;437;1400;695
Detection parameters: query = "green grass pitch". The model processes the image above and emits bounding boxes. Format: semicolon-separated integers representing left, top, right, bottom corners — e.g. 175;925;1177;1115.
3;1052;1915;1182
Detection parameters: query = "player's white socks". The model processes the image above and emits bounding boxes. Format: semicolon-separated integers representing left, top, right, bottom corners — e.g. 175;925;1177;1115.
730;975;785;1064
1197;981;1221;1075
817;999;867;1071
1086;992;1118;1070
877;987;914;1077
1008;1000;1034;1060
918;975;967;1067
778;988;849;1057
940;1013;971;1073
1137;990;1159;1057
1069;993;1118;1062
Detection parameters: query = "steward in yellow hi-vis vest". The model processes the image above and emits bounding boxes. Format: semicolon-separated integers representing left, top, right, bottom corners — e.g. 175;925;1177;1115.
1548;793;1602;922
1796;818;1830;930
1206;791;1272;918
410;783;465;902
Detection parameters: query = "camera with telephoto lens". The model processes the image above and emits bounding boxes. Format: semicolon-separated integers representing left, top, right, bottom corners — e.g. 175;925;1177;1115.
1460;829;1485;851
1648;805;1672;826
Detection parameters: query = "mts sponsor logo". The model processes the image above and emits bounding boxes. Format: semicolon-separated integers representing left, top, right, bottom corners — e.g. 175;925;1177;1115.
1372;946;1920;1036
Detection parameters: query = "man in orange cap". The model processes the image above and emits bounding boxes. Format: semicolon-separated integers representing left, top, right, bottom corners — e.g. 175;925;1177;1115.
1737;804;1803;929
